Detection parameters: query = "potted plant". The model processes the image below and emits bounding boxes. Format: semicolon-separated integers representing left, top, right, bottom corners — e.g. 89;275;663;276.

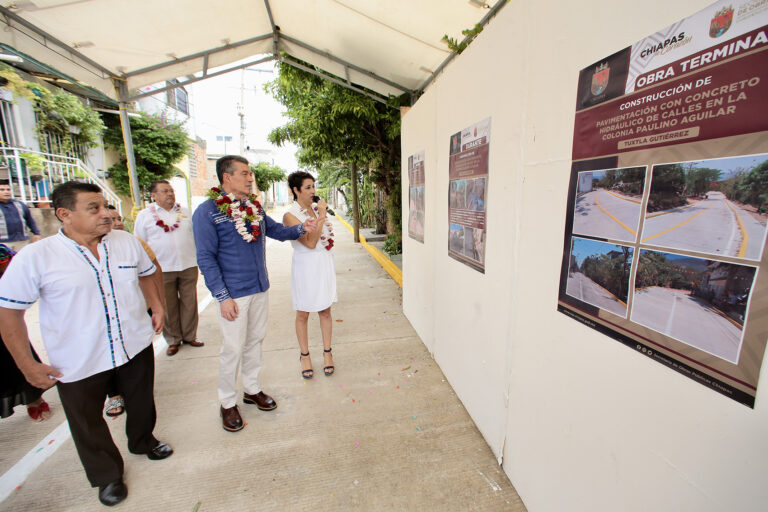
20;152;46;181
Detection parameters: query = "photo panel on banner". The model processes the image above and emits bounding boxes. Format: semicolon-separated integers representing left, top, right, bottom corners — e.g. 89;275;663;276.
408;150;426;243
641;154;768;261
557;0;768;407
448;118;490;273
572;166;646;243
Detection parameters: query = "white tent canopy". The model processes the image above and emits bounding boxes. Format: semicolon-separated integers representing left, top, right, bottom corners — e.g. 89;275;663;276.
0;0;506;103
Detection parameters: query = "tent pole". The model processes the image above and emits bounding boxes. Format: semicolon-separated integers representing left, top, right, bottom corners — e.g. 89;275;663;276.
112;78;142;217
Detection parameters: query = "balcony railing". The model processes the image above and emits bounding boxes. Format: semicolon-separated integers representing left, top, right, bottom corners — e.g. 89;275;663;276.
0;146;122;216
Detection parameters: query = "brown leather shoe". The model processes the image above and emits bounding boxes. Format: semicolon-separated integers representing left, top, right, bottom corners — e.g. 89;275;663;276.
220;405;244;432
182;339;204;347
243;391;277;411
166;344;180;356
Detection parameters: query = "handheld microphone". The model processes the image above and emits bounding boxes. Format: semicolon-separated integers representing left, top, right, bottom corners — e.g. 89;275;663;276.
312;195;336;216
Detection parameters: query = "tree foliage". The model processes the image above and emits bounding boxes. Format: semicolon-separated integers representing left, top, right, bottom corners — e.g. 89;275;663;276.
634;251;701;291
579;248;632;303
250;161;286;194
732;159;768;212
647;164;687;212
442;23;484;54
316;160;350;202
265;58;406;230
683;164;721;197
103;112;188;199
597;167;645;195
0;64;105;157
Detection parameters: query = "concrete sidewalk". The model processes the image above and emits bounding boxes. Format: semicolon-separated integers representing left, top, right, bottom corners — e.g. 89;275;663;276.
0;214;525;511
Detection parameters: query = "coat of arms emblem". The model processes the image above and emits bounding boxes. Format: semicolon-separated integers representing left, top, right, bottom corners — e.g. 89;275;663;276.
710;5;734;38
591;63;609;96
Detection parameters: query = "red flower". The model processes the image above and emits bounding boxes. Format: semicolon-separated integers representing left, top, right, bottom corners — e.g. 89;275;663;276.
254;200;262;208
156;220;164;227
239;205;245;211
226;208;232;216
223;196;232;204
163;226;170;232
246;207;253;216
326;239;334;251
216;198;225;205
211;187;221;193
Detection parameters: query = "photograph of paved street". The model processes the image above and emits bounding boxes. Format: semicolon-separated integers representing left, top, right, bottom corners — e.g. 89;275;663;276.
630;249;757;362
642;154;768;260
566;237;634;317
572;166;646;243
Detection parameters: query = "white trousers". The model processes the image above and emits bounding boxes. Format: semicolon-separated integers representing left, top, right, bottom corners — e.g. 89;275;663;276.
217;292;269;408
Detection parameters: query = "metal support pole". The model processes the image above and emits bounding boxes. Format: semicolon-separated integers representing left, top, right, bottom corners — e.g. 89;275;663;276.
351;161;360;243
111;78;142;215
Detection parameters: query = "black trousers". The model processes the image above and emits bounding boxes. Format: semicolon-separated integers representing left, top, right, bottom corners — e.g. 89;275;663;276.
56;344;158;487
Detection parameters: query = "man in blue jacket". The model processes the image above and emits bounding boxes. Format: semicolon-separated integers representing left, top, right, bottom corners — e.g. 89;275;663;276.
193;155;317;432
0;182;40;251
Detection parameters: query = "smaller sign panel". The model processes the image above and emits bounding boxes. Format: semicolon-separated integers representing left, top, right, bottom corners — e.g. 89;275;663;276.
408;150;425;243
448;118;491;273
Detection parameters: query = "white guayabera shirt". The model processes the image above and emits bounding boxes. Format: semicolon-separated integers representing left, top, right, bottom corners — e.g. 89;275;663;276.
134;204;197;272
0;229;156;382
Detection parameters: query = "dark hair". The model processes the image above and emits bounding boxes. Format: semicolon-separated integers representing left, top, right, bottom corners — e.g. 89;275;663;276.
149;180;170;194
51;181;102;221
287;171;314;200
107;204;117;210
0;181;10;187
216;155;249;184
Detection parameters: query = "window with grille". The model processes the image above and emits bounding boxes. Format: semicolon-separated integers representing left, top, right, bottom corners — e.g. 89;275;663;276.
176;88;189;115
0;100;20;146
165;79;189;115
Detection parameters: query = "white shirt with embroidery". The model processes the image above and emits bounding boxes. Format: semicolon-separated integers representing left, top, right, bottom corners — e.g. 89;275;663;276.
0;229;156;382
134;203;197;272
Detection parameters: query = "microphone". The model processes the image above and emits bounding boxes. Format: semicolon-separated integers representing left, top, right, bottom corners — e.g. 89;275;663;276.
312;195;336;216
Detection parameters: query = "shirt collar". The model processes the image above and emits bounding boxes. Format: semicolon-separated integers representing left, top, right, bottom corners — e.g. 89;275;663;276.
57;228;110;246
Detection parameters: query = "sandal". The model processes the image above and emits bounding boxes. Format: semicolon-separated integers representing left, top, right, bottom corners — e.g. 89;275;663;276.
300;352;314;379
27;399;51;422
105;396;125;417
323;348;335;376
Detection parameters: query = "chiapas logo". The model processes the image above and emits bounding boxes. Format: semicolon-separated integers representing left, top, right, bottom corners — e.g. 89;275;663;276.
591;63;610;96
710;5;734;38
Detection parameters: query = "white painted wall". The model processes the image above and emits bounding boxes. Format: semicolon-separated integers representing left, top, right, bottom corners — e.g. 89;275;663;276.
401;1;768;511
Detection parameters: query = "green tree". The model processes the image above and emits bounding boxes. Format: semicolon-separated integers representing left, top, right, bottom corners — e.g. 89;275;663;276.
266;57;405;233
735;159;768;212
685;165;721;197
103;112;188;199
599;169;617;188
647;164;686;212
0;64;105;157
250;161;286;197
315;160;350;204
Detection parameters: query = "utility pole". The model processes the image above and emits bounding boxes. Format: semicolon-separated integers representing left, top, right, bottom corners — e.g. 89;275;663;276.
238;69;246;155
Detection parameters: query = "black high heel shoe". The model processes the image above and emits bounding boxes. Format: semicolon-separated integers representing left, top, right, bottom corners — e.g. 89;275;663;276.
323;348;335;376
300;352;313;379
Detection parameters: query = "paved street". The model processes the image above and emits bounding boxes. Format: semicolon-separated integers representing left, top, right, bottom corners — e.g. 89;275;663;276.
0;214;524;512
573;189;642;243
566;272;627;317
641;192;767;260
630;287;742;362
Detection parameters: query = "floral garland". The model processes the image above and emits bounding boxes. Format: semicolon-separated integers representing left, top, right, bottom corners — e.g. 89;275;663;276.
300;202;334;251
207;187;264;242
152;203;181;232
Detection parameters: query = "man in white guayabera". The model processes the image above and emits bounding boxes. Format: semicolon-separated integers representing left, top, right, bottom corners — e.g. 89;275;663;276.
0;181;173;507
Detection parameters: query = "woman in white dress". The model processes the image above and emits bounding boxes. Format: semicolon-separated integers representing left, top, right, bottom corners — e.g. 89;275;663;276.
283;171;337;378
